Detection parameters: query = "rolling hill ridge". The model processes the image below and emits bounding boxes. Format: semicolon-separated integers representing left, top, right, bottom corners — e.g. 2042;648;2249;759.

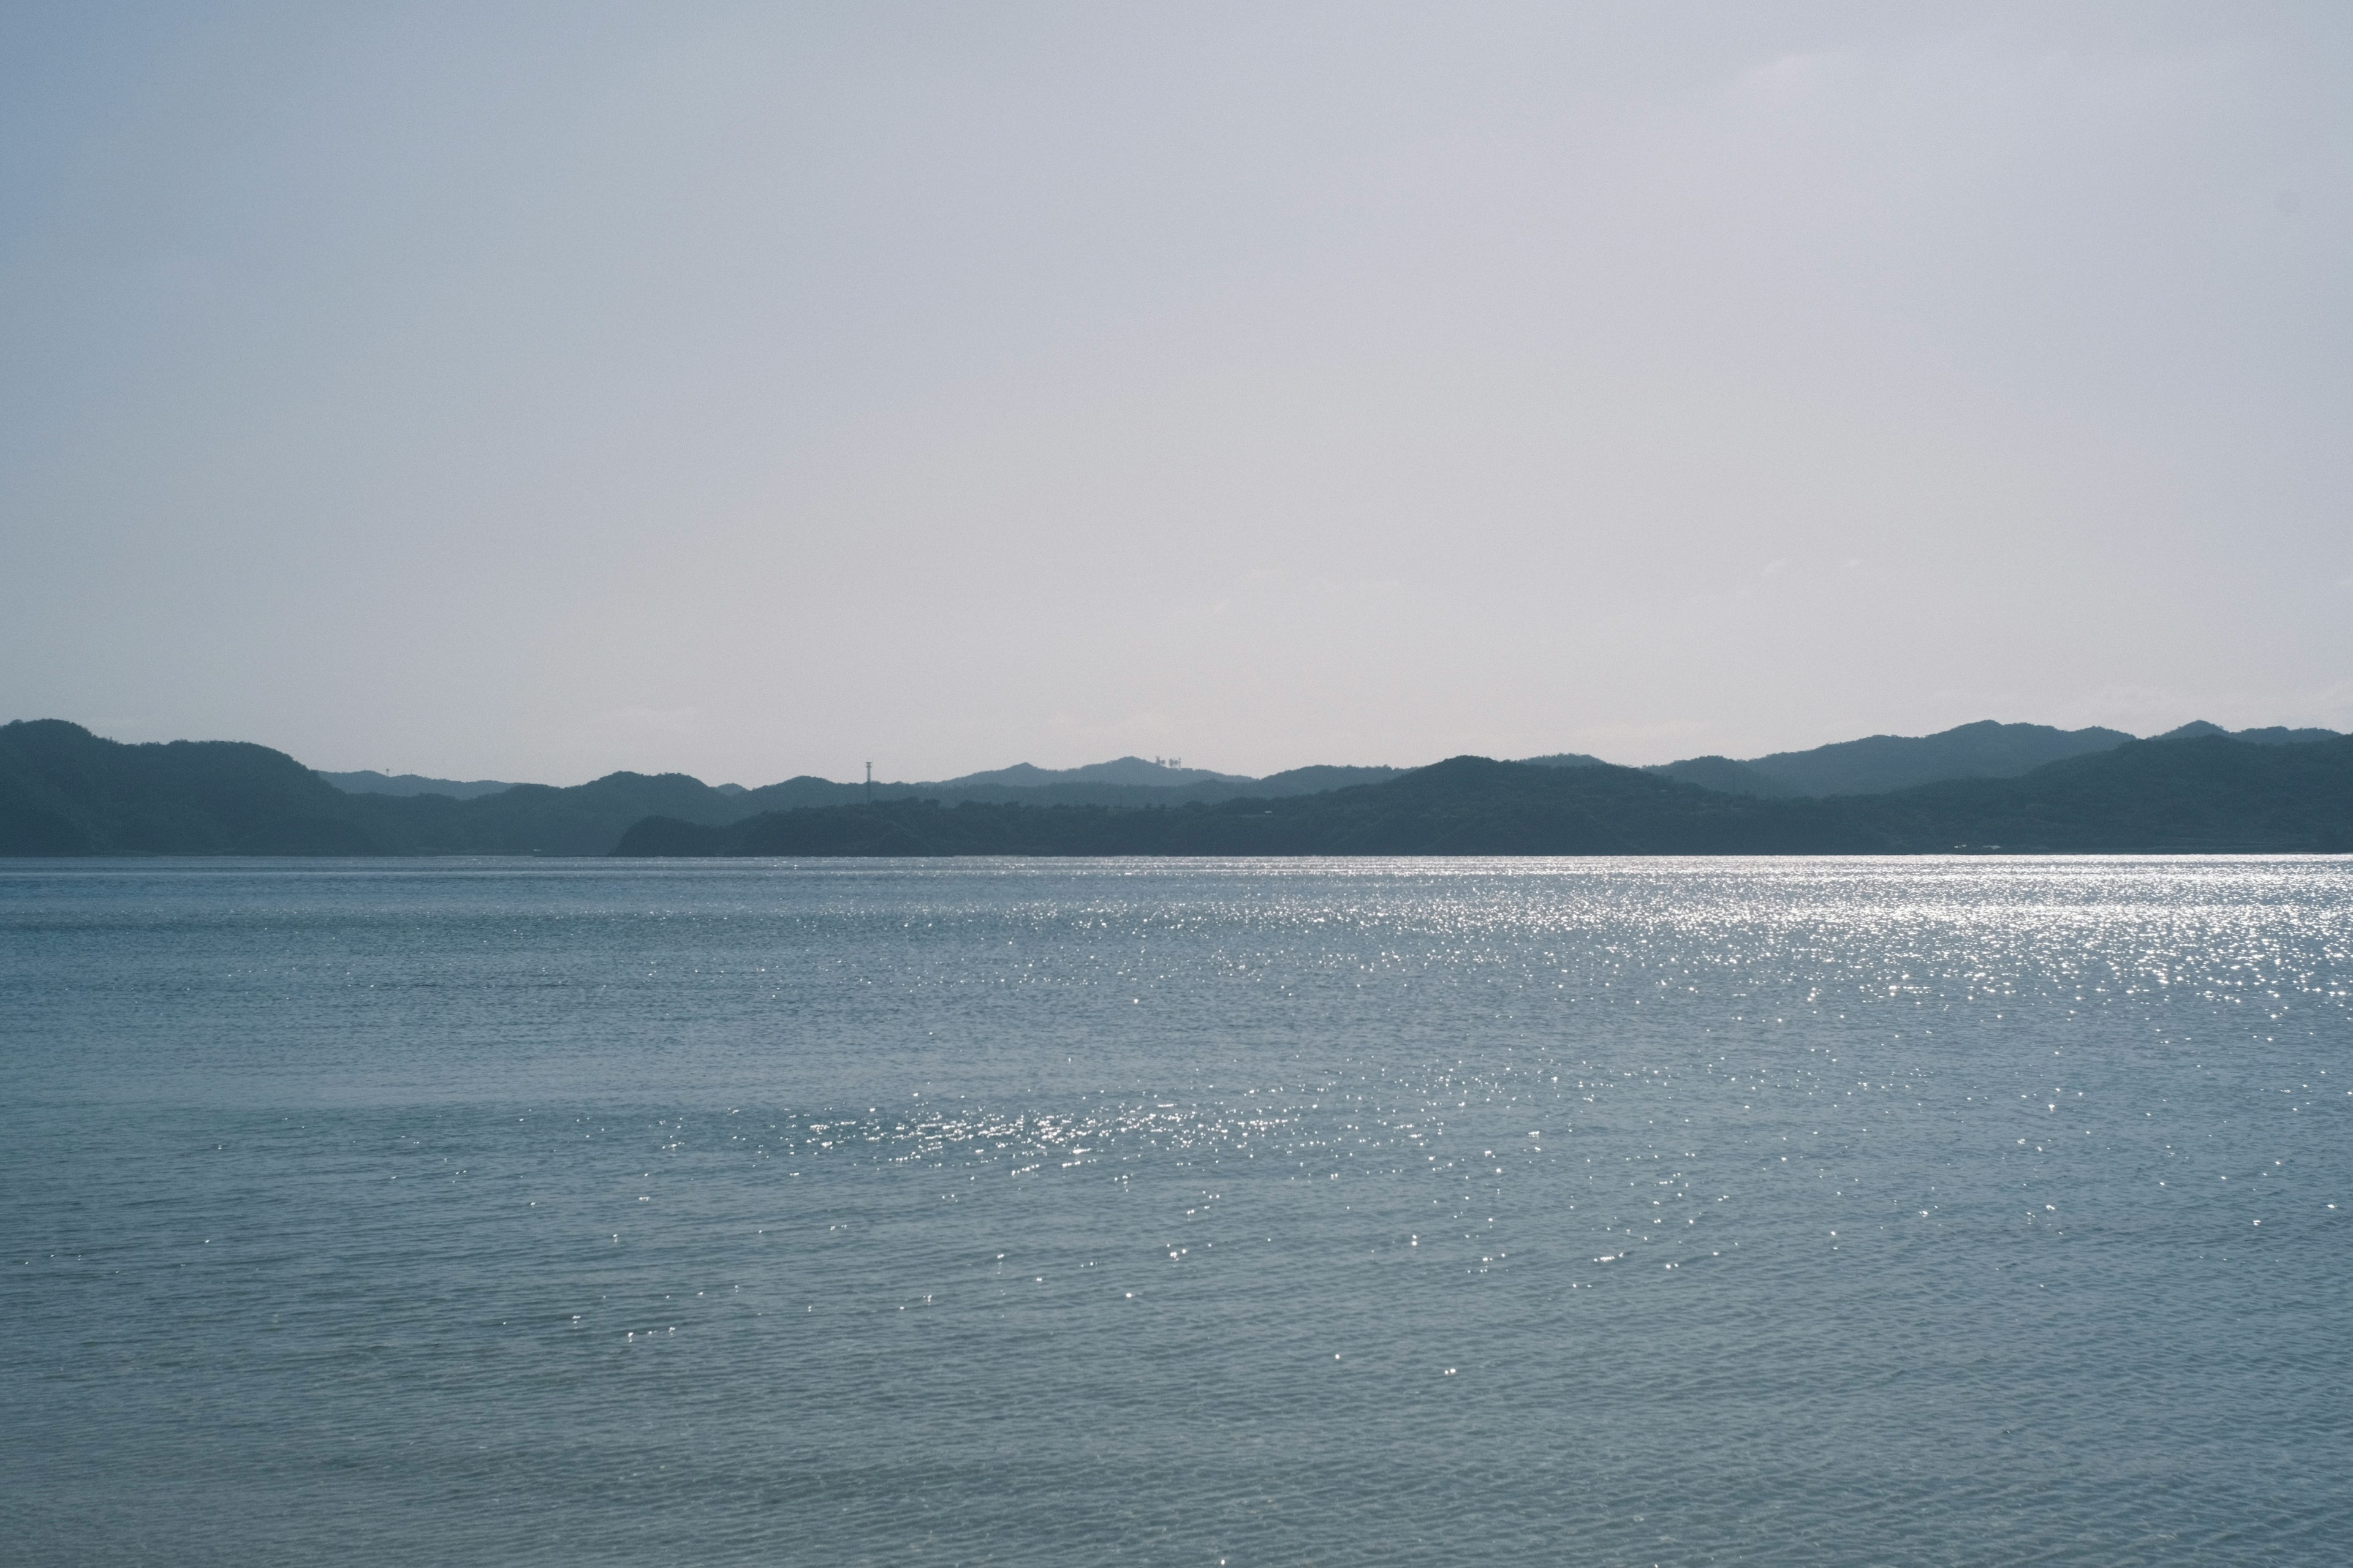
7;718;2348;857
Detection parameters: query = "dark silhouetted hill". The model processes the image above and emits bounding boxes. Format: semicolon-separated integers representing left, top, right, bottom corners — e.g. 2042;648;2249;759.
1643;756;1796;797
12;719;2349;858
1726;719;2135;797
1525;719;2337;798
1846;733;2353;851
614;734;2353;858
926;756;1253;789
1;720;387;854
318;768;522;799
2158;720;2342;746
731;763;1406;811
359;771;775;855
2;724;1414;854
616;757;1868;857
0;722;806;856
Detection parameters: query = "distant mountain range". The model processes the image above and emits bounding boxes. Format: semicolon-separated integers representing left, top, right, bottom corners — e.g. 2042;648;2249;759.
317;768;532;800
2;717;2345;857
1511;719;2294;797
319;721;2335;809
1636;719;2136;797
317;753;1376;807
1634;719;2338;798
927;757;1252;789
621;737;2353;857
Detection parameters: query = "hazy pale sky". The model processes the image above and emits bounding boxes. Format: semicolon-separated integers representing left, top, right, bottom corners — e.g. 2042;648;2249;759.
3;2;2348;784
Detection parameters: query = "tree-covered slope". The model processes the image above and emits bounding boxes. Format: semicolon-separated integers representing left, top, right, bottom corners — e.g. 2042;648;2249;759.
1841;733;2353;851
610;758;1865;857
348;771;775;855
1643;756;1796;798
317;769;521;799
0;722;794;855
0;720;387;854
10;719;2348;858
1736;719;2136;797
616;736;2353;858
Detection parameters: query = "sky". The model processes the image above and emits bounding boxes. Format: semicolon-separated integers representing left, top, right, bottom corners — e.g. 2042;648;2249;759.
2;2;2348;785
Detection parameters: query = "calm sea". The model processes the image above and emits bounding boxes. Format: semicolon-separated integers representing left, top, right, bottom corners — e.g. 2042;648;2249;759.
2;857;2347;1566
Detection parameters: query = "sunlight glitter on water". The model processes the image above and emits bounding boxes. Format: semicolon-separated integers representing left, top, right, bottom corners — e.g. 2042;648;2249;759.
2;855;2348;1564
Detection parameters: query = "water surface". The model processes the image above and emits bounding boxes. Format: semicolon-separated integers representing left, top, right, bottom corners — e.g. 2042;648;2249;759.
4;857;2347;1564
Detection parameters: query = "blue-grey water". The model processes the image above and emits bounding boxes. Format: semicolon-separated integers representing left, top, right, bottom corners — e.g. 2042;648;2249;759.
3;857;2348;1566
